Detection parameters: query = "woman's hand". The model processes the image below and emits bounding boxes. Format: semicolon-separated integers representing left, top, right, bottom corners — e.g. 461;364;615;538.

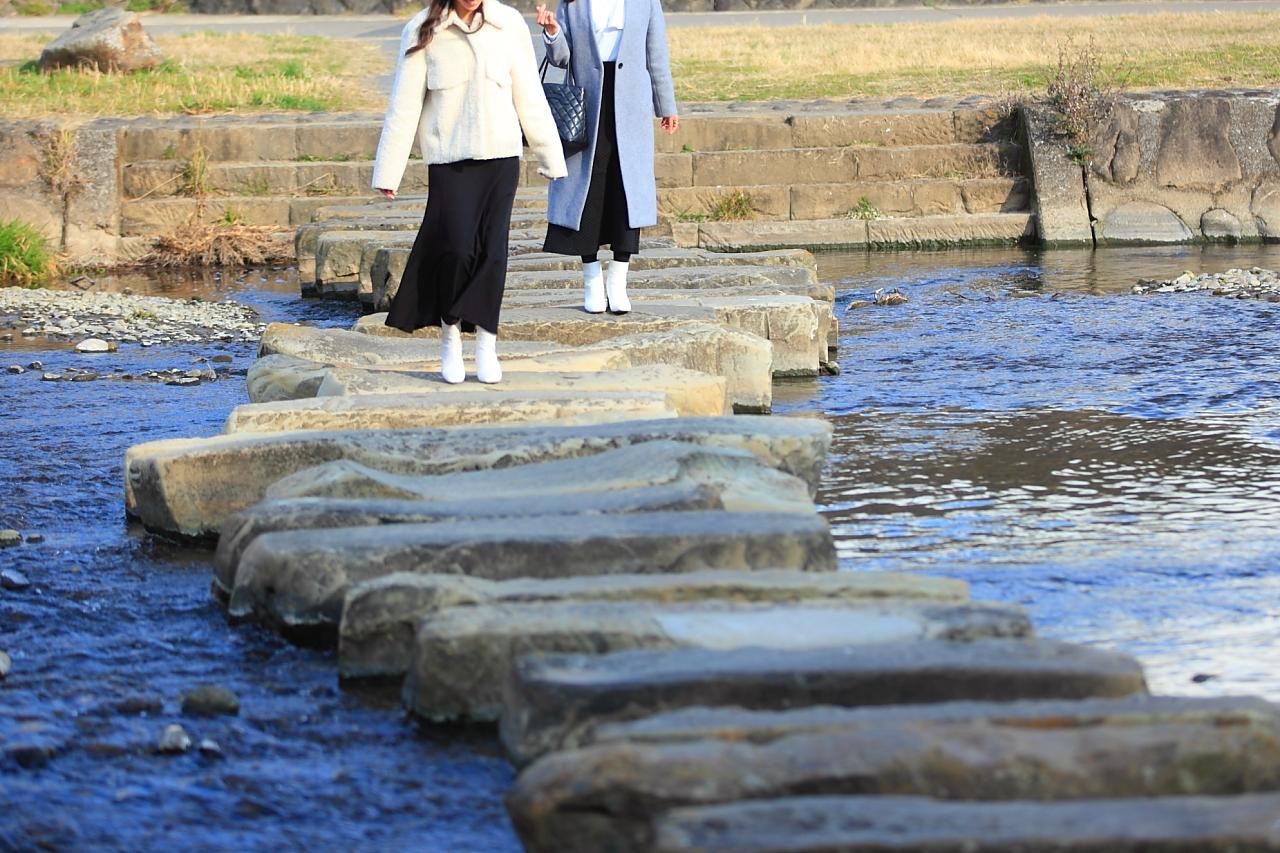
660;115;680;135
377;188;396;199
535;5;559;37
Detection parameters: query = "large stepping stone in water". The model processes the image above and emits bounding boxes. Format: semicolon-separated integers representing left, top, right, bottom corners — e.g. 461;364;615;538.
352;297;825;376
499;639;1148;765
339;570;970;681
403;599;1031;723
245;357;729;416
258;322;774;412
124;416;831;538
222;389;678;434
227;510;837;631
652;793;1280;853
506;696;1280;852
506;247;818;276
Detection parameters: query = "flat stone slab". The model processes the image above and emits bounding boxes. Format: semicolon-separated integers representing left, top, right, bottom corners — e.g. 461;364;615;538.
222;390;678;434
404;599;1031;722
259;322;774;412
124;416;831;538
652;793;1280;853
339;570;970;681
246;357;730;416
507;695;1280;852
354;296;824;376
499;639;1148;765
507;248;819;276
227;510;837;631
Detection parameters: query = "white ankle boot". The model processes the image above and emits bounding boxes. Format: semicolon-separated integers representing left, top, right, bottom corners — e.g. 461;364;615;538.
475;327;502;384
440;320;464;384
583;261;606;314
606;260;631;315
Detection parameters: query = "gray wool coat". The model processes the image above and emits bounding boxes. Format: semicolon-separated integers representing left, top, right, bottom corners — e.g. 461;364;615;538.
543;0;678;231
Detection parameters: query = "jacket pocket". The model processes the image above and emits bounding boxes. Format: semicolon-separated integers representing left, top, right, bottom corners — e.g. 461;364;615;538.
484;57;512;89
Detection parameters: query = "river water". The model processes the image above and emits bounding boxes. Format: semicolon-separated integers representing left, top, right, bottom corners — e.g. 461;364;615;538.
2;245;1279;850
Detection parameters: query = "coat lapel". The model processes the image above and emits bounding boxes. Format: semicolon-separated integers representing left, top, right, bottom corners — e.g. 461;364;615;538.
574;0;602;68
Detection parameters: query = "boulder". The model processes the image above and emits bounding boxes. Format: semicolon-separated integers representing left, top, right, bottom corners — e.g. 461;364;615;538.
508;696;1280;853
38;9;163;73
222;389;678;434
653;793;1280;853
404;599;1030;722
124;416;832;538
227;510;838;633
500;639;1148;765
339;570;970;680
1201;208;1243;241
1097;201;1194;244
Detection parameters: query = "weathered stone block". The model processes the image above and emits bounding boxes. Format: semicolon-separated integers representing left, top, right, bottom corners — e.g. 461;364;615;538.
1097;200;1194;244
1020;106;1093;246
700;219;868;251
866;213;1034;247
655;116;792;154
657;186;790;221
789;112;956;149
1155;98;1242;189
654;154;693;188
854;143;1017;181
693;149;855;188
1201;207;1243;241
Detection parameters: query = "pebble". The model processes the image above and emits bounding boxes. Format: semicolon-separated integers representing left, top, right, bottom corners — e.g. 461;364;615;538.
0;650;10;679
211;355;234;363
1;569;31;590
74;338;115;353
157;724;192;755
1133;267;1280;301
0;529;20;548
181;685;240;717
197;738;225;760
7;365;24;374
28;361;42;370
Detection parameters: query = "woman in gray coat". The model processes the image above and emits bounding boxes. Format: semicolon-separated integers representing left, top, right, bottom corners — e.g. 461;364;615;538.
536;0;679;315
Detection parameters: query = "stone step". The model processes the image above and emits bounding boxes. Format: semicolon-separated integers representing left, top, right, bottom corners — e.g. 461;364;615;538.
223;390;680;435
658;177;1029;222
298;210;548;261
405;599;1031;723
695;212;1037;252
652;794;1280;853
311;191;547;221
352;295;827;376
499;639;1148;765
244;358;728;414
123;415;832;539
121;159;424;201
338;570;970;681
118;115;386;163
506;696;1280;853
120;195;373;237
226;510;837;632
258;323;775;412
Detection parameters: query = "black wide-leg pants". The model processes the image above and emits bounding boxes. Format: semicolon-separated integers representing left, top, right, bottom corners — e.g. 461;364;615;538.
385;156;519;335
544;62;641;258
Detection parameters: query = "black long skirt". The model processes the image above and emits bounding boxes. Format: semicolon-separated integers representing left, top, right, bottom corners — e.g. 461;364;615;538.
544;62;641;258
385;156;520;335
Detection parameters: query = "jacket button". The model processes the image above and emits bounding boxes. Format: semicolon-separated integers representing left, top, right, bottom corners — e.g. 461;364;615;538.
617;62;624;68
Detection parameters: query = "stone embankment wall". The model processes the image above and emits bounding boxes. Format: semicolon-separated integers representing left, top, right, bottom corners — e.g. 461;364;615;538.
182;0;1112;15
1025;90;1280;246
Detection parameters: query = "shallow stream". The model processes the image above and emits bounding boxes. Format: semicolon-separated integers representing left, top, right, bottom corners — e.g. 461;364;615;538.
2;244;1278;850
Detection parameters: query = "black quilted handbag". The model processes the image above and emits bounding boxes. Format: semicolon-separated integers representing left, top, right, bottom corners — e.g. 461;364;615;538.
539;55;587;154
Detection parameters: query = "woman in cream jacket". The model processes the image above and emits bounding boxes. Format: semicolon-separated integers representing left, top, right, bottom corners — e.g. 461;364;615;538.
372;0;567;384
536;0;679;315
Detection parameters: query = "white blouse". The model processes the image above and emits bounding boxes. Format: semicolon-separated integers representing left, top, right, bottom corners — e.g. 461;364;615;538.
546;0;624;63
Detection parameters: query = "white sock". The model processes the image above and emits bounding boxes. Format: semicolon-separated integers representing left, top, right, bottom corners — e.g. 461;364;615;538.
583;261;606;314
605;260;631;314
440;320;464;384
475;327;502;384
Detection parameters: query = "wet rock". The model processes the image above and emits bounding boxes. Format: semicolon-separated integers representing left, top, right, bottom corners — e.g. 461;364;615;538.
6;741;56;769
0;529;21;548
1201;208;1242;241
75;338;116;353
166;377;200;387
25;533;43;544
103;694;163;716
37;8;164;73
41;373;65;382
405;599;1030;723
500;639;1149;765
124;417;832;539
27;361;42;370
652;793;1280;853
1132;267;1280;301
6;365;24;374
157;724;192;754
180;685;240;717
197;738;224;759
70;372;99;382
228;510;837;633
211;355;234;364
1;569;32;590
0;650;10;679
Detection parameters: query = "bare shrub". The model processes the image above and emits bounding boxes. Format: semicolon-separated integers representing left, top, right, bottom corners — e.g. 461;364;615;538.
1046;37;1119;162
145;219;286;268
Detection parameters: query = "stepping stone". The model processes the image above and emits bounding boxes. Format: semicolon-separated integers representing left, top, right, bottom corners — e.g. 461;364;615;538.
339;570;970;681
506;248;818;277
403;599;1031;722
353;297;825;376
499;639;1148;765
227;510;837;632
125;416;831;538
506;695;1280;852
245;357;729;416
259;323;774;411
222;389;678;434
214;485;759;597
652;793;1280;853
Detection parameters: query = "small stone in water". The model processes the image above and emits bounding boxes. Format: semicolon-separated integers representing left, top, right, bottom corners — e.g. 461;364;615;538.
75;338;115;353
41;373;64;382
181;685;240;717
28;361;42;370
211;355;233;363
166;377;200;386
70;373;98;382
1;569;32;590
6;365;24;374
1191;672;1219;683
157;724;192;755
0;529;21;548
197;738;224;759
25;533;43;544
0;650;11;679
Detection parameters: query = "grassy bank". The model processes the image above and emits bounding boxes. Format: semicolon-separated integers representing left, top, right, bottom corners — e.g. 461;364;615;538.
668;12;1280;101
0;31;385;117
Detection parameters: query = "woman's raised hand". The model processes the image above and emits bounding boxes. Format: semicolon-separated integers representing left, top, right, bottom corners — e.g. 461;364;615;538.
535;4;559;37
660;115;680;135
377;188;396;199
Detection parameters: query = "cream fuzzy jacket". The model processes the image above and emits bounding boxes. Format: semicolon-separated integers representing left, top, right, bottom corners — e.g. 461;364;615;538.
371;0;567;192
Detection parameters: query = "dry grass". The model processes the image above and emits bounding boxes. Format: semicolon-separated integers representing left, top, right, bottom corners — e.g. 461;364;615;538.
0;31;384;117
144;218;287;267
667;12;1280;101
